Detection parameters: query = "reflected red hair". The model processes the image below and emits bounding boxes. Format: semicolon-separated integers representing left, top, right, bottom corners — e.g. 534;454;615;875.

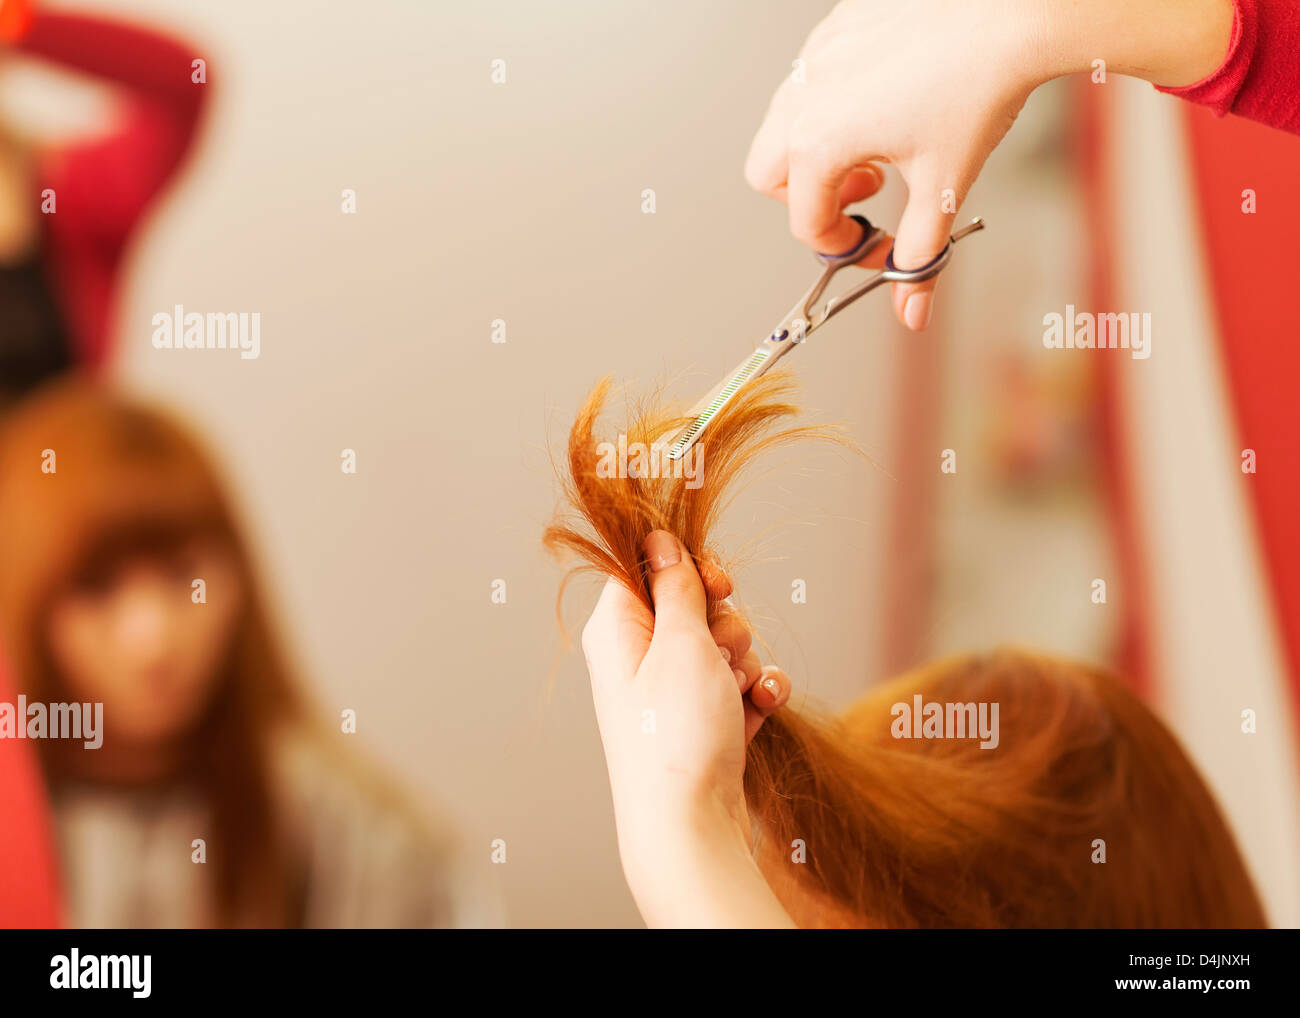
545;372;1266;928
0;379;303;926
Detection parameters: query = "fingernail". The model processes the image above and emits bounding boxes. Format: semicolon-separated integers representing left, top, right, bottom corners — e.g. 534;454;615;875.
734;668;747;689
718;646;732;664
645;530;680;572
761;676;781;697
903;291;932;331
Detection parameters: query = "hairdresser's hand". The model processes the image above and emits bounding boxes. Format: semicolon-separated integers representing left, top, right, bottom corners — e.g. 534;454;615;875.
582;530;790;827
746;0;1234;331
581;530;795;927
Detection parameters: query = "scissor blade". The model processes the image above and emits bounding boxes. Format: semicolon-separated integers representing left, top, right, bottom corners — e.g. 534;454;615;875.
651;215;987;467
655;347;775;462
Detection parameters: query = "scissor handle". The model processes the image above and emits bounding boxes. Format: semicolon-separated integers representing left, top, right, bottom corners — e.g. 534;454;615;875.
884;243;951;282
815;214;888;269
793;215;888;324
812;216;985;327
884;217;987;282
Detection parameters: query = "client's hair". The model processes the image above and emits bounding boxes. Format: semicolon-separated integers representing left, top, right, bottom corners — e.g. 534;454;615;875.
0;379;304;926
545;372;1266;928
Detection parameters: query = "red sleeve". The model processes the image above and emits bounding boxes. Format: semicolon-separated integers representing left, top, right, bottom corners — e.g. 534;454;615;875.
0;667;62;928
1155;0;1300;136
16;10;209;243
11;9;211;368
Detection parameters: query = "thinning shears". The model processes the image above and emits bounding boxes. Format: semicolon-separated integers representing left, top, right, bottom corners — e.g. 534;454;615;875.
657;215;986;461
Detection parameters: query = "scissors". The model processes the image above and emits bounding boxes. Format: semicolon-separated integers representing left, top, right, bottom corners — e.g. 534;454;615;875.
657;214;986;461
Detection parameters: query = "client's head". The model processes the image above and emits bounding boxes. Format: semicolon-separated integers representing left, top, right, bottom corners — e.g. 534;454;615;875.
546;372;1265;928
0;380;295;759
0;379;302;924
763;649;1267;927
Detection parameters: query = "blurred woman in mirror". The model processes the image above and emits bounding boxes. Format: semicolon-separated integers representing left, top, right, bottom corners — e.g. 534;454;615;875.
0;380;467;928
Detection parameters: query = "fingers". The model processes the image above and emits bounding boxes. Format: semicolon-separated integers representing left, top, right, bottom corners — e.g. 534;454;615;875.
709;612;751;668
748;165;889;218
696;551;733;602
732;648;762;694
854;228;893;271
750;165;887;218
747;99;887;259
581;577;653;682
635;529;789;709
744;113;790;199
787;140;867;255
889;168;956;332
749;90;964;334
633;530;790;748
643;530;709;640
838;164;886;206
742;666;792;745
743;79;796;198
749;665;791;713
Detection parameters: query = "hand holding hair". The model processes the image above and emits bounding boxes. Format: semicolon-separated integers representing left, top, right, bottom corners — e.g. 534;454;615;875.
551;373;1265;928
581;529;794;928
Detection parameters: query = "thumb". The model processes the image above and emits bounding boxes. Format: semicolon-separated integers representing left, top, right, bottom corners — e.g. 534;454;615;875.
890;169;957;332
643;530;709;640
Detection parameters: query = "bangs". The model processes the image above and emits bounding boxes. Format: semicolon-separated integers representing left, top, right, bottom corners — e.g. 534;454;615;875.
41;421;235;597
66;509;230;590
0;381;239;626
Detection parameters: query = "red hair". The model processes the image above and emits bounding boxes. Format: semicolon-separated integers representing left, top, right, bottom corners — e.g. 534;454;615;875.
545;372;1266;927
0;379;304;926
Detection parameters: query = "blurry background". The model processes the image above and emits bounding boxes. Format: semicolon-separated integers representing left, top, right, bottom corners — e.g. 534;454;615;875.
6;0;1297;926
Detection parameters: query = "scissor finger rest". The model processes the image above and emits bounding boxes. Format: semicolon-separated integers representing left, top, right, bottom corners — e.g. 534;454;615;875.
815;214;890;269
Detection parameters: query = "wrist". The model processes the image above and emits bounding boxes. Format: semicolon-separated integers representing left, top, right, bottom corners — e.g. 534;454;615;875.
1030;0;1235;88
616;789;751;890
615;792;786;928
624;828;793;929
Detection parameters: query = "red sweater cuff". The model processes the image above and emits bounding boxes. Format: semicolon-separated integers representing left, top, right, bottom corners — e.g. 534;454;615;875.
1155;0;1300;135
0;0;35;41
